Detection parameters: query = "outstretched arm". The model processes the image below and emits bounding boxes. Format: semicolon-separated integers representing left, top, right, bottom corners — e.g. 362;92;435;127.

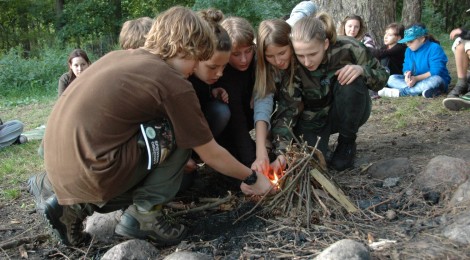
194;139;275;195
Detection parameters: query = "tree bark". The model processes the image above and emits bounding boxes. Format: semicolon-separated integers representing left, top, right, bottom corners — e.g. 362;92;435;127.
55;0;65;32
315;0;396;47
401;0;422;27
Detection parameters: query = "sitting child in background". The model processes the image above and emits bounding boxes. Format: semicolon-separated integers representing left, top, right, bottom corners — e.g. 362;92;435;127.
119;17;153;50
369;23;406;99
371;23;407;75
442;27;470;110
446;27;470;98
338;14;377;48
58;49;91;96
379;23;451;98
0;118;26;148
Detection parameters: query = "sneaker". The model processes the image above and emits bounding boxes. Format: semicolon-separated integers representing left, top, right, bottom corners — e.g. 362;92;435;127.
28;172;54;213
443;93;470;111
330;141;356;171
115;205;186;246
42;196;91;246
369;90;380;100
13;135;28;145
422;88;440;98
378;88;399;98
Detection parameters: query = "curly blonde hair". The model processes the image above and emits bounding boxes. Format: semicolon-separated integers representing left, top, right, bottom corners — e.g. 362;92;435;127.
119;17;153;50
144;6;215;61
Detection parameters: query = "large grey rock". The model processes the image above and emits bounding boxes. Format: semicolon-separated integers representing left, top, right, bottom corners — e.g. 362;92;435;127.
367;158;413;180
101;239;159;260
415;155;469;191
441;211;470;244
450;180;470;206
85;211;122;243
314;239;370;260
164;251;213;260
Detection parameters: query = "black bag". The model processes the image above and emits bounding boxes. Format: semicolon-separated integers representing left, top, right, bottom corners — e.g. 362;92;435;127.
138;118;176;170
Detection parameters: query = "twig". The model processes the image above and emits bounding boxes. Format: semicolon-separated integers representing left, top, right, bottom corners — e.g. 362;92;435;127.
0;234;50;250
169;192;233;217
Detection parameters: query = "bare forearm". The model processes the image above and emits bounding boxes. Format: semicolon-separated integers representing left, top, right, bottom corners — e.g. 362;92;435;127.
194;139;251;180
255;121;269;158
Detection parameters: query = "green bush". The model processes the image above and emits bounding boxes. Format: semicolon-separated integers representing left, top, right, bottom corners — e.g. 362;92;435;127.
0;45;97;101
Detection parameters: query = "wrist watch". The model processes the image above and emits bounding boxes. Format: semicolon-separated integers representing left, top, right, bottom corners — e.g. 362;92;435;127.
243;170;258;185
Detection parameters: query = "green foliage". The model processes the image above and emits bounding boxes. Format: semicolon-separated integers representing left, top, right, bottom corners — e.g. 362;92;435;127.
421;0;446;34
422;0;470;33
0;0;56;55
192;0;283;27
0;45;97;100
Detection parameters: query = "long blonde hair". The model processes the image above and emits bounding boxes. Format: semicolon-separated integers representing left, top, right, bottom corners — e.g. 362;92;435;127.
290;12;337;45
221;16;255;48
254;19;295;98
144;6;215;61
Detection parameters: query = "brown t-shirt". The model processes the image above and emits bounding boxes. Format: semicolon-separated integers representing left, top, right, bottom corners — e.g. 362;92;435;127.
44;49;212;205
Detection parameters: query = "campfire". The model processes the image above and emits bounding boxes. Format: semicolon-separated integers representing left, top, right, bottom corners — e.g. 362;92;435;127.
239;136;357;228
265;168;282;187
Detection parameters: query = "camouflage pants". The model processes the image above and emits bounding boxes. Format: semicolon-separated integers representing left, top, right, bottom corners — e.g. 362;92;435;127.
296;77;371;154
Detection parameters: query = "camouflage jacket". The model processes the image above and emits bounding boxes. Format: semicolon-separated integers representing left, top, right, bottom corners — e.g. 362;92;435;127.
271;36;388;155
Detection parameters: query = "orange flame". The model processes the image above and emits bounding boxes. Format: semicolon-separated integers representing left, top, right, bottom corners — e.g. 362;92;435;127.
265;168;282;187
271;171;279;185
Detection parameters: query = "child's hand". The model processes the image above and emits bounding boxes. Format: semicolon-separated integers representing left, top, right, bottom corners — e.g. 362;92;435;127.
449;28;462;40
240;171;277;195
335;65;364;85
404;71;416;87
212;87;229;103
251;156;270;175
407;76;417;87
270;155;287;174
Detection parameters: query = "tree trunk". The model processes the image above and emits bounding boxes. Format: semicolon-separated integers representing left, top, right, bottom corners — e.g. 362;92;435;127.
401;0;422;27
113;0;122;40
55;0;65;32
315;0;396;47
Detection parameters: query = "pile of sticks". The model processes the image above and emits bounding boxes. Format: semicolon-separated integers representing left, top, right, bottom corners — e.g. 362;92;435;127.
239;137;357;227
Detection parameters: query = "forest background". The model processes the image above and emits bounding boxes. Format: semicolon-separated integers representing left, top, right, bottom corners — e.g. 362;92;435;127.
0;0;469;101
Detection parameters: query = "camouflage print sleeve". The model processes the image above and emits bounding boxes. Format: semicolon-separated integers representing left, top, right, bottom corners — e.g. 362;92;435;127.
271;74;303;156
354;45;390;92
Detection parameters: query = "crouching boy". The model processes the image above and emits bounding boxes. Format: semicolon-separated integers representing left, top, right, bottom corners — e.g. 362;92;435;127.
33;6;274;246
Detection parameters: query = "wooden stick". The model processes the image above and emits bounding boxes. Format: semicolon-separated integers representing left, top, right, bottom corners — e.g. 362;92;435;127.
309;169;358;213
0;234;50;250
169;193;233;217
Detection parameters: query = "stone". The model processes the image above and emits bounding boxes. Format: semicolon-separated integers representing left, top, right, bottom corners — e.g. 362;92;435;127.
85;211;122;243
415;155;469;191
101;239;159;260
314;239;370;260
367;158;413;180
450;180;470;206
164;251;213;260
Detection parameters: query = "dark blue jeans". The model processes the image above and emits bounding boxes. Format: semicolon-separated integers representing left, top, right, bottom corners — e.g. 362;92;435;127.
204;100;230;138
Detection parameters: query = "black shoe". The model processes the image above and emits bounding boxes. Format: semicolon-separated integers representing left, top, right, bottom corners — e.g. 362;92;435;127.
115;205;186;246
28;172;54;213
42;196;91;246
330;141;356;171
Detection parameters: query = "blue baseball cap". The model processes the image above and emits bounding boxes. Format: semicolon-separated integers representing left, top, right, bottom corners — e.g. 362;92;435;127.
398;25;428;43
